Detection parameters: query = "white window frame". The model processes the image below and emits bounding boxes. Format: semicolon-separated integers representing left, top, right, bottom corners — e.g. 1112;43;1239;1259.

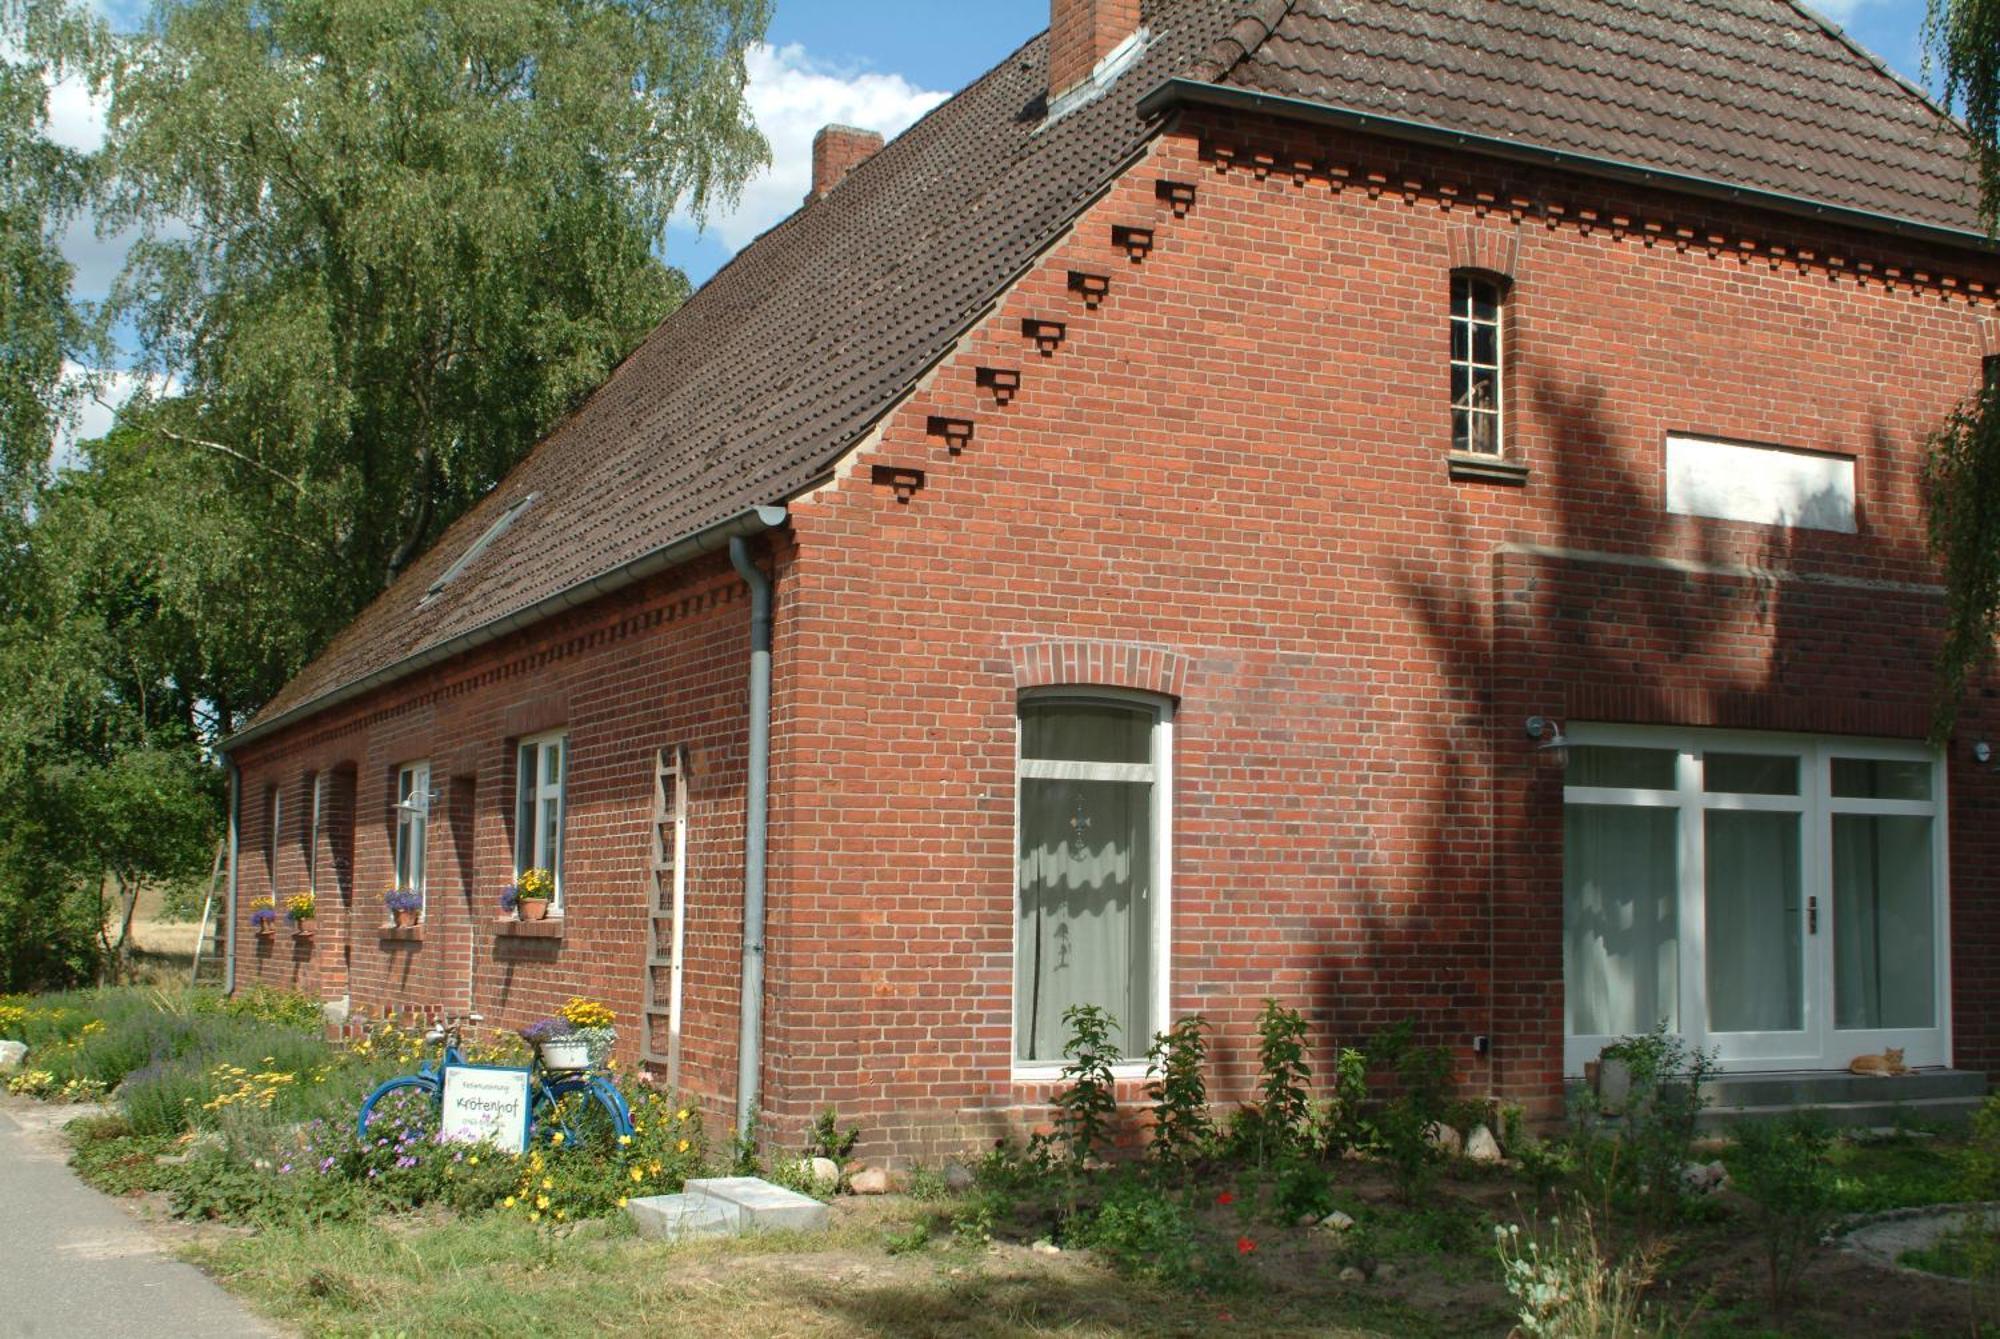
1011;688;1173;1082
267;786;283;889
395;761;431;920
1562;725;1949;1075
1450;271;1505;457
515;731;568;912
307;772;325;896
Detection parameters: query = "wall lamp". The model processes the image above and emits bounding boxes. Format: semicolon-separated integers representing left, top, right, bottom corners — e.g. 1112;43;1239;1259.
1975;741;1996;770
1525;716;1570;754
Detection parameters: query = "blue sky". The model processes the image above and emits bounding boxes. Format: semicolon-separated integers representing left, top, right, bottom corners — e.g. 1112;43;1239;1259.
40;0;1940;440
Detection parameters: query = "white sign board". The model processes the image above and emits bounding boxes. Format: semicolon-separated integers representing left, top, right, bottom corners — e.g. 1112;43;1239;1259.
1665;434;1856;533
440;1065;532;1153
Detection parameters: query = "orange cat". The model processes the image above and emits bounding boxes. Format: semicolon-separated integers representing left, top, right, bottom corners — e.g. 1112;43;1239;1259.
1848;1048;1909;1077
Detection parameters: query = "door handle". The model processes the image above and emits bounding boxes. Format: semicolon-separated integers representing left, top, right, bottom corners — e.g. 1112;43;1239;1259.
1808;896;1818;935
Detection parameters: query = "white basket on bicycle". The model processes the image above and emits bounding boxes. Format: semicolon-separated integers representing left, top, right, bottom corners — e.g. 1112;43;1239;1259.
538;1038;591;1072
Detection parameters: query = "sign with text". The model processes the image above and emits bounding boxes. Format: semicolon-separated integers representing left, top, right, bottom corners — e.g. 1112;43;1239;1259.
440;1065;532;1153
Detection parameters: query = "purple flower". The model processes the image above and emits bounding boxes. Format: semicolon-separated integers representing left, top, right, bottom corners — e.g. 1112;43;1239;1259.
319;1157;335;1173
367;1168;378;1179
279;1164;292;1174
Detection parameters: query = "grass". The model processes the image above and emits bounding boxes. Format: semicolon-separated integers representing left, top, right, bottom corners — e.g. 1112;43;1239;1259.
182;1200;1454;1338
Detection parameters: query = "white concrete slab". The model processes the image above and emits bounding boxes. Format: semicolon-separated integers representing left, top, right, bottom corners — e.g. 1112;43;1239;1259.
683;1175;830;1232
626;1192;737;1242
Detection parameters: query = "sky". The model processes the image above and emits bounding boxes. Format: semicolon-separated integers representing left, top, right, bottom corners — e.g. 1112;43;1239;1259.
35;0;1938;445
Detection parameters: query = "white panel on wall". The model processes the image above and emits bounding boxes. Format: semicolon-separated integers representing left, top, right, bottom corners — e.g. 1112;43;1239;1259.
1664;435;1856;533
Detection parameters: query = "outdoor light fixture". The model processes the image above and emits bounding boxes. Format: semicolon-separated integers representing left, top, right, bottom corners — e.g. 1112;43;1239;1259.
1976;740;1995;768
1525;716;1570;754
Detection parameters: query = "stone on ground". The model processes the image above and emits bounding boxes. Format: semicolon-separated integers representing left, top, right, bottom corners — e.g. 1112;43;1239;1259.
683;1176;830;1232
627;1192;736;1242
800;1156;840;1193
0;1040;25;1072
942;1162;975;1191
1464;1124;1503;1163
849;1166;891;1195
1425;1122;1462;1157
1318;1209;1355;1231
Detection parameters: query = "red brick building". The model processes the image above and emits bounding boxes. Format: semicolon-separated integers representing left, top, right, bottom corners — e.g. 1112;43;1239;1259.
223;0;2000;1157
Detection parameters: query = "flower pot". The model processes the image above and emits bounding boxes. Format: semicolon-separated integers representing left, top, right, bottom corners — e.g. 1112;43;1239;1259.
538;1038;590;1072
255;925;276;940
292;924;314;940
393;908;419;928
518;897;550;922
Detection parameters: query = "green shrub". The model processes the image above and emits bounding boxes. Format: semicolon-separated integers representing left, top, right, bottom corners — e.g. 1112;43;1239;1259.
1269;1152;1338;1225
1314;1043;1373;1155
1050;1003;1119;1167
1074;1177;1241;1291
1732;1115;1838;1315
1369;1021;1455;1204
806;1106;859;1163
1574;1024;1715;1222
1250;999;1312;1166
1145;1014;1214;1171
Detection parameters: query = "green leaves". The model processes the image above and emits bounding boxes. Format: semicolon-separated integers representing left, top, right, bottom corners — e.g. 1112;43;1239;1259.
1923;389;2000;738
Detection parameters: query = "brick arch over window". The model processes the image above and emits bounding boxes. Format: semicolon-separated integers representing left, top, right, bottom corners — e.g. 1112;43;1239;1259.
1445;223;1520;281
1009;640;1188;699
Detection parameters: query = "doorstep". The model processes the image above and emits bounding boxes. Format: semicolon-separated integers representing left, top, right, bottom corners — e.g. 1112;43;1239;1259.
1564;1067;1989;1130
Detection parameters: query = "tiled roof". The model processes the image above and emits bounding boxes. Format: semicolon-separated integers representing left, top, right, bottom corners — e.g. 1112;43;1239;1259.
1219;0;1981;233
242;0;1979;737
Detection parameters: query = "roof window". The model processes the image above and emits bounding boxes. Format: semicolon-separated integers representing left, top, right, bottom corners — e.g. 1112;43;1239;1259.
420;493;537;605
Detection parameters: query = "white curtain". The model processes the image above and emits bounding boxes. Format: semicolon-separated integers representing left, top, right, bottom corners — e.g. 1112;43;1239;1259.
1704;810;1802;1032
1564;804;1679;1037
1017;777;1152;1062
1833;814;1935;1030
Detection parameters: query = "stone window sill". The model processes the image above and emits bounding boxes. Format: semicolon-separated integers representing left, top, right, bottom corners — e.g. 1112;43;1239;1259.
378;925;423;944
493;918;563;940
1448;452;1530;486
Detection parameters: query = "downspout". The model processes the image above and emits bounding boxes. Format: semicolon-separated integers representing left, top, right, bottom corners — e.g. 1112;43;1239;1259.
729;535;774;1139
224;753;242;995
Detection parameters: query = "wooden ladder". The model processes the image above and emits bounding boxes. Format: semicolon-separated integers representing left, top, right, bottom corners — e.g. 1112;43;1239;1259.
640;745;689;1088
188;839;229;988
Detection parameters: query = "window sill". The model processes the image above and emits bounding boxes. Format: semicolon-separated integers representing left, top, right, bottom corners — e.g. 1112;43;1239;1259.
1448;452;1529;486
378;925;423;945
493;918;563;940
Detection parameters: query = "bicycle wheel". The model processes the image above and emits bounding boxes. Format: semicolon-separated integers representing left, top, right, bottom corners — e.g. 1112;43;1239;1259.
356;1075;441;1139
532;1073;632;1153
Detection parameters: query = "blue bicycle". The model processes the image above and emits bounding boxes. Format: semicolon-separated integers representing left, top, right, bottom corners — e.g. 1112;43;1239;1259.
355;1011;633;1152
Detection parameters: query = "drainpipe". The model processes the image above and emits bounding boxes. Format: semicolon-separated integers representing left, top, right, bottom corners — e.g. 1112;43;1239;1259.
224;753;242;995
729;534;774;1139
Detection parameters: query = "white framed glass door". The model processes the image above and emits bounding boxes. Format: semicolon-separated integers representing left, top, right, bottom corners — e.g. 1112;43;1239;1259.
1562;727;1947;1074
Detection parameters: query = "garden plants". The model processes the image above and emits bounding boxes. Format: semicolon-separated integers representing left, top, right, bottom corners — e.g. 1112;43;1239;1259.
1732;1113;1839;1316
248;897;277;937
1145;1013;1215;1172
385;888;422;926
284;891;315;936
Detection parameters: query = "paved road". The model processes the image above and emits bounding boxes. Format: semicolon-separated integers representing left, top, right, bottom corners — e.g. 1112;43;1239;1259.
0;1098;277;1339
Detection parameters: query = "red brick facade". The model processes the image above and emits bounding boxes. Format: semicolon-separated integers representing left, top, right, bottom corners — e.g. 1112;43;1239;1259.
233;112;2000;1161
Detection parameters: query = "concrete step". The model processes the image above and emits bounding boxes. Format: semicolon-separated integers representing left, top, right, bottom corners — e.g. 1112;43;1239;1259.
626;1192;735;1242
682;1176;830;1233
1698;1094;1987;1132
1698;1068;1986;1110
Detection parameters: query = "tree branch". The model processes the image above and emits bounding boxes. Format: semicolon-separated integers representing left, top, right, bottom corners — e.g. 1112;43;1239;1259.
148;425;307;495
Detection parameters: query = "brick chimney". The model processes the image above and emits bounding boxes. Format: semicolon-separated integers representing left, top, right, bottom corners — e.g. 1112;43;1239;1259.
807;124;884;204
1049;0;1142;100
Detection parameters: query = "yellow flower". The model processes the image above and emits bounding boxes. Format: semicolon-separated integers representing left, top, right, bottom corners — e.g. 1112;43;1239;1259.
554;1210;565;1221
536;1194;550;1210
468;1155;478;1166
530;1212;540;1223
551;1131;564;1146
629;1167;643;1182
504;1197;516;1208
676;1140;689;1153
676;1109;689;1122
617;1135;631;1146
541;1177;553;1190
617;1197;628;1208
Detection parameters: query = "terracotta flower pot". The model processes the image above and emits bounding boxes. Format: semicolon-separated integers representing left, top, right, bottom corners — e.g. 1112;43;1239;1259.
393;908;419;928
255;925;276;939
518;897;550;922
292;924;315;940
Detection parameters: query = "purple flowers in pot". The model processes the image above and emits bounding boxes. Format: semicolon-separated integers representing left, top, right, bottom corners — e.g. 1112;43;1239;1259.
518;1017;575;1045
385;889;424;915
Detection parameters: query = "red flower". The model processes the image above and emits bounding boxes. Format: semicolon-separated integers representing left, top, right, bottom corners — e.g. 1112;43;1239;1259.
1216;1190;1234;1206
1236;1235;1255;1255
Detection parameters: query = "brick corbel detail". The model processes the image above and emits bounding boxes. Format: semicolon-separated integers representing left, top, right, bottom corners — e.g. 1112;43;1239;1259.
1979;314;2000;359
1447;223;1520;280
1009;639;1189;699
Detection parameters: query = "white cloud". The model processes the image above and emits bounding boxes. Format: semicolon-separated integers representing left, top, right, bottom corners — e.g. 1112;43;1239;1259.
51;362;172;473
690;42;949;251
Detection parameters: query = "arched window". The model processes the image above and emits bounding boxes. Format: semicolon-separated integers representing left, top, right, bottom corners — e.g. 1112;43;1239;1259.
1015;692;1171;1068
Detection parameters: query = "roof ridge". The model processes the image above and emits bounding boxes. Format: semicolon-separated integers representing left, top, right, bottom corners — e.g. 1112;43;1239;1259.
1186;0;1296;83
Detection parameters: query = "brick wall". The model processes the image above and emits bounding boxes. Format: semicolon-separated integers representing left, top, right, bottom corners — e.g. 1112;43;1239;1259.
232;551;758;1129
759;112;2000;1159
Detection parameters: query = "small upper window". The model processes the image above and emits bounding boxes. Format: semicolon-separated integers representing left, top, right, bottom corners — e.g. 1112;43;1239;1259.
395;762;431;912
516;733;568;910
421;493;537;605
1984;353;2000;392
1450;273;1505;456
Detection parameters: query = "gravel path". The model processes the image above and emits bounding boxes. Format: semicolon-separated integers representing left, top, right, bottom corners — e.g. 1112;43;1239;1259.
0;1098;277;1338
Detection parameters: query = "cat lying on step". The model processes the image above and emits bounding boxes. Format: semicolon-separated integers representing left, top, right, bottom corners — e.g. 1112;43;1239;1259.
1848;1048;1909;1076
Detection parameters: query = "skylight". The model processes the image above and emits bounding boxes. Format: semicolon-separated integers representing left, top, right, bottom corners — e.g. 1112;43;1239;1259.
420;493;537;605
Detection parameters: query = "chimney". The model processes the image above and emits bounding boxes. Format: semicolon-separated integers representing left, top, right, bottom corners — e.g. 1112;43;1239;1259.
807;124;884;204
1049;0;1142;100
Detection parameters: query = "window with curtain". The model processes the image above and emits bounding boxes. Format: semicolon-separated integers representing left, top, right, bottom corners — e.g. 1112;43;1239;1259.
516;733;567;908
395;762;429;910
1016;696;1166;1065
267;787;283;889
1450;272;1505;456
